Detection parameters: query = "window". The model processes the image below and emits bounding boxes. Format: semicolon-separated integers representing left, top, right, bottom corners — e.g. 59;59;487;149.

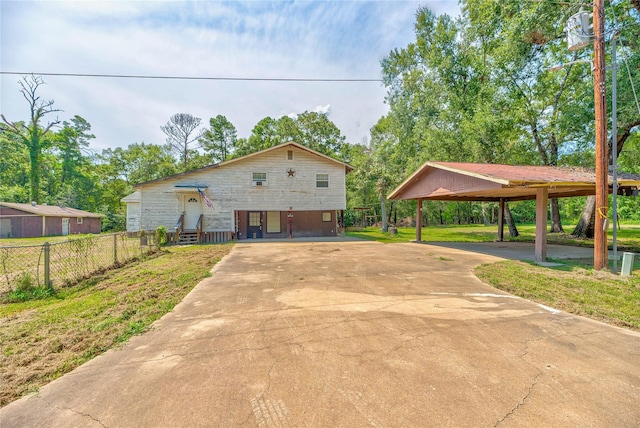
287;150;294;160
252;172;267;186
322;212;332;222
266;211;281;233
316;173;329;188
249;212;261;226
77;217;83;224
187;197;198;203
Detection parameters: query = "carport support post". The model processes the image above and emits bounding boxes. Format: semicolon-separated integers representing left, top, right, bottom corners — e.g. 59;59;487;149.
498;198;505;242
416;199;422;242
535;188;548;262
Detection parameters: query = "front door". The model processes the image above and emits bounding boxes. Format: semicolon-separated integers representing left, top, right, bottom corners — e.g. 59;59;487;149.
184;195;202;230
247;211;263;239
62;218;70;236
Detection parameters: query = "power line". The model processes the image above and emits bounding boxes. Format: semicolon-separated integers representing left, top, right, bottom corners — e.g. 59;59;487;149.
0;71;382;83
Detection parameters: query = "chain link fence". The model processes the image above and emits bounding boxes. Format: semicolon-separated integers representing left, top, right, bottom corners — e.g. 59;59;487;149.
0;232;158;294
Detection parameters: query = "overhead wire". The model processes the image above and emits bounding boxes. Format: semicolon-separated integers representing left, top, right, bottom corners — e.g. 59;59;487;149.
608;1;640;116
0;71;382;83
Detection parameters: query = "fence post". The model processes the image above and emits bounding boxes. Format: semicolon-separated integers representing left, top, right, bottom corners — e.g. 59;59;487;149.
44;242;51;288
113;233;118;265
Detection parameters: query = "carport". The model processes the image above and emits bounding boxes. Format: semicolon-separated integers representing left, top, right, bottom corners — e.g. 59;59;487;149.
388;162;640;262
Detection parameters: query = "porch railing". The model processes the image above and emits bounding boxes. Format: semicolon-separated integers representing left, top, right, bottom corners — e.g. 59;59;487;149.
195;214;203;243
174;213;184;242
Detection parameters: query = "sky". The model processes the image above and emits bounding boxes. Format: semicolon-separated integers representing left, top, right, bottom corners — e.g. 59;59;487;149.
1;1;460;153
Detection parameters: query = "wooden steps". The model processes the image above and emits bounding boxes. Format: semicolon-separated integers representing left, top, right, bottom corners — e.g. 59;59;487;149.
177;230;199;245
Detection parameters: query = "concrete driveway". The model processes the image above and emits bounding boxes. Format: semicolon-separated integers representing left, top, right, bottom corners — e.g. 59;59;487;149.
2;241;639;427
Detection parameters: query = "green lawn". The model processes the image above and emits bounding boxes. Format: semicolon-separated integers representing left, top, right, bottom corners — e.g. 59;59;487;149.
475;260;640;331
0;244;233;406
347;224;640;252
0;234;96;247
0;233;156;293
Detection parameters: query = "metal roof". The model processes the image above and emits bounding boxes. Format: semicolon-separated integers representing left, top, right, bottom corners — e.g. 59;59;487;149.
388;162;640;202
0;202;102;218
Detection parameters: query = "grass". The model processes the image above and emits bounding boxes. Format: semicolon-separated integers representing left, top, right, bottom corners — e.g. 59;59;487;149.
0;233;155;294
0;234;96;246
346;224;640;252
475;259;640;331
347;224;498;243
0;243;233;406
349;224;640;332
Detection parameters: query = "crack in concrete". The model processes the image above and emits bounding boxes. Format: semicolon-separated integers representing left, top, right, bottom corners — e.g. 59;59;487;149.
494;373;541;427
42;397;108;428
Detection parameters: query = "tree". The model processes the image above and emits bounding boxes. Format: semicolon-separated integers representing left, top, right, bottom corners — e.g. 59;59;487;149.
378;7;527;233
234;117;281;157
95;143;178;231
160;113;203;169
200;115;237;163
99;143;177;186
1;75;60;203
234;112;348;159
572;1;640;238
0;123;30;202
295;111;347;156
463;0;599;233
54;115;94;184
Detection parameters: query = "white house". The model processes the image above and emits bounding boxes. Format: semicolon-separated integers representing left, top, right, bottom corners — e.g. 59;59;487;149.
121;142;353;242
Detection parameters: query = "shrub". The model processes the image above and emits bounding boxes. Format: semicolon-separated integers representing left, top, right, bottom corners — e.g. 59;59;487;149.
155;226;168;246
3;273;56;303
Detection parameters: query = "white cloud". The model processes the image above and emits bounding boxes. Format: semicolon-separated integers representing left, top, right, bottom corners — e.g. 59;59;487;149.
313;104;331;116
1;1;461;152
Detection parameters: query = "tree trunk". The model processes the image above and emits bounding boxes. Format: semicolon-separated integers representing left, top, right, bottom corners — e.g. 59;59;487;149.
571;119;640;238
29;146;40;204
504;202;519;237
571;195;596;238
482;204;489;226
549;198;564;233
381;197;388;232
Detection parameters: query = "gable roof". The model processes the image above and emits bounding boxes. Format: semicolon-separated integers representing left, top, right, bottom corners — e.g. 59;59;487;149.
388;161;640;202
133;142;353;189
0;202;102;218
121;191;141;203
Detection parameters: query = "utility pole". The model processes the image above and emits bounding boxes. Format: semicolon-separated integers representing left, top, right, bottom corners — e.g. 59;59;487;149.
593;0;608;270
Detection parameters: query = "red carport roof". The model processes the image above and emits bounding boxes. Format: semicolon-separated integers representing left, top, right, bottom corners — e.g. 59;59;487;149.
388;162;640;202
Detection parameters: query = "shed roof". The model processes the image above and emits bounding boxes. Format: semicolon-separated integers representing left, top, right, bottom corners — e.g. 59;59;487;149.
388;162;640;202
0;202;102;218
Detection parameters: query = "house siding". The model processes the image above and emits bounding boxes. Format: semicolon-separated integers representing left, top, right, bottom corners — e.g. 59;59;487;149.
133;145;348;236
0;206;101;238
236;209;338;239
126;202;141;232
